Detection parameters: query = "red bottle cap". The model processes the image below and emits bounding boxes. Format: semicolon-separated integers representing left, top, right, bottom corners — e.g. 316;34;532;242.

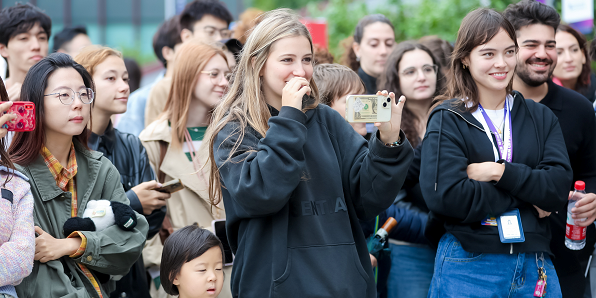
575;181;585;191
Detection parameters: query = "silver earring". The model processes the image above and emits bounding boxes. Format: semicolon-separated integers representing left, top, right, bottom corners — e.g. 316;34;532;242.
356;56;360;62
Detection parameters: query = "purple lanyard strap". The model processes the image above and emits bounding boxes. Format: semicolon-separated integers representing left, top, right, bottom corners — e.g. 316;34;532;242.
478;99;513;162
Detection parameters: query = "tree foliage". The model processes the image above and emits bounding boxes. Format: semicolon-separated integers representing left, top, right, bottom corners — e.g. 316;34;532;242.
304;0;521;60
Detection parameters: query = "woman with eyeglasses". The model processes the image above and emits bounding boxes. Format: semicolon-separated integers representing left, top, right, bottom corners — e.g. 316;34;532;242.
9;53;148;297
74;45;170;298
377;41;445;298
138;41;233;297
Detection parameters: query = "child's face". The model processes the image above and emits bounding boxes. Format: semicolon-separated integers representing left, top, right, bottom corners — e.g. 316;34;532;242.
331;88;368;136
174;246;224;298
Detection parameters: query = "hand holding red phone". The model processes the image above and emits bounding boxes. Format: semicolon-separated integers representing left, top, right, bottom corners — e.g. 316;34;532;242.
1;101;35;132
0;102;17;138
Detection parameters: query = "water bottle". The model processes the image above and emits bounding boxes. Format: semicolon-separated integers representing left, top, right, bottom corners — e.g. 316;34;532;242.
565;181;587;250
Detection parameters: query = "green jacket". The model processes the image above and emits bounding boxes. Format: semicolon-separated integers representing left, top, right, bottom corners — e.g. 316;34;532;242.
15;140;149;298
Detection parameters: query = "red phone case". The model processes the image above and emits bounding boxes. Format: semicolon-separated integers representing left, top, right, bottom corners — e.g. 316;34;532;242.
2;101;35;132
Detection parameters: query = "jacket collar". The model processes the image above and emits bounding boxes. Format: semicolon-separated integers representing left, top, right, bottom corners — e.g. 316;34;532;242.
429;92;524;131
88;121;116;154
140;119;211;201
268;105;279;116
26;140;102;208
267;104;317;122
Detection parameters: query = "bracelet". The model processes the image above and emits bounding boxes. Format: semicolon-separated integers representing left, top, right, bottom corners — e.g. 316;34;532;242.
385;137;401;147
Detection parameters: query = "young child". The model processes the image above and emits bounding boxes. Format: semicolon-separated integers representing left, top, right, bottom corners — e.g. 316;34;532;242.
161;225;225;298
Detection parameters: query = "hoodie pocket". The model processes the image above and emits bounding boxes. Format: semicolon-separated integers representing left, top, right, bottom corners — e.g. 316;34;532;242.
272;244;369;298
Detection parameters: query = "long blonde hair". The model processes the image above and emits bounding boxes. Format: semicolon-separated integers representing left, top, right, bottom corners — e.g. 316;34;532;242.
163;41;227;148
206;8;319;206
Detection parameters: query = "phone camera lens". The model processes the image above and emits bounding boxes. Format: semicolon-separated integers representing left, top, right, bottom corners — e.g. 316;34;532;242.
387;98;391;103
383;102;388;108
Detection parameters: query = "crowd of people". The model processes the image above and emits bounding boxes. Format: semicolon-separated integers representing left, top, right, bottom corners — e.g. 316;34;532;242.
1;0;596;297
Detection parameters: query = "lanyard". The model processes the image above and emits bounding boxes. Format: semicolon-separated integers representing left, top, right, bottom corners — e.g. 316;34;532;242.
478;98;513;162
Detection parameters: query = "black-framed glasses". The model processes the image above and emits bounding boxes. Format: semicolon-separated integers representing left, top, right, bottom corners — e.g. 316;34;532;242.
44;87;94;105
401;64;439;79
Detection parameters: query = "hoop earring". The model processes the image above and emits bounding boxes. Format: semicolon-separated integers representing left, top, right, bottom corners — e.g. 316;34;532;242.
356;56;360;62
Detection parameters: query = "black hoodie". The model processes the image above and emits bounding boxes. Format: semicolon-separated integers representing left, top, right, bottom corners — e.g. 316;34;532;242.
420;92;572;255
213;104;413;298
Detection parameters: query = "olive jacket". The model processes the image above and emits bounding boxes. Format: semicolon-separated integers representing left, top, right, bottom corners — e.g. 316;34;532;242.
15;140;149;298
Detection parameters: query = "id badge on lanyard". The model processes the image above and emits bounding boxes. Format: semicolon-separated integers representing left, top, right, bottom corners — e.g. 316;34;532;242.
478;97;524;243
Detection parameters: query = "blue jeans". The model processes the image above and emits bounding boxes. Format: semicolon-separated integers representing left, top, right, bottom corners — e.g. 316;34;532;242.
429;233;562;298
387;243;435;298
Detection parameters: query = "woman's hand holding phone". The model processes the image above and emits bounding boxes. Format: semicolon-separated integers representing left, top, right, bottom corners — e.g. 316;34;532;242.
375;91;405;144
282;77;311;111
0;101;17;138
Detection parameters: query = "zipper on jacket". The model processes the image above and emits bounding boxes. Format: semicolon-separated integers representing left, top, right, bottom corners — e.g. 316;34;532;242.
445;109;486;132
510;243;513;254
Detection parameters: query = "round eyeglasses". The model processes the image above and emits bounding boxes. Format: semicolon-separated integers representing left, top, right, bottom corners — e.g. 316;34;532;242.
44;87;94;105
200;70;231;85
401;65;439;79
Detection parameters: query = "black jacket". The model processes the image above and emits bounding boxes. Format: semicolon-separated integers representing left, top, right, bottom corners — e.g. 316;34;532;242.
537;81;596;297
214;105;414;298
578;73;596;104
420;93;572;255
89;121;166;298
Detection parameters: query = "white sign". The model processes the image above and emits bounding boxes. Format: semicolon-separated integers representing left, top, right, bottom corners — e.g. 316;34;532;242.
562;0;594;24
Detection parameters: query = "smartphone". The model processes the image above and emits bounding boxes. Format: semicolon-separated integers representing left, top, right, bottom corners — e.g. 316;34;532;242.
2;101;35;131
345;95;392;123
211;219;234;266
155;179;184;193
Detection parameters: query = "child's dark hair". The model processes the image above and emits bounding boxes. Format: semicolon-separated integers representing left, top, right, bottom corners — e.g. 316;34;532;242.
0;3;51;46
160;225;225;295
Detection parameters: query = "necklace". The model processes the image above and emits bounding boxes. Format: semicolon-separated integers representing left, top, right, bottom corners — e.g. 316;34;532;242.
492;109;505;135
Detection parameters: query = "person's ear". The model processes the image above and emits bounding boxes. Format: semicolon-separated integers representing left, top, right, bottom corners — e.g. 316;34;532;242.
352;42;361;60
461;57;470;69
582;49;587;65
0;44;8;59
180;28;193;43
162;46;175;63
173;272;181;286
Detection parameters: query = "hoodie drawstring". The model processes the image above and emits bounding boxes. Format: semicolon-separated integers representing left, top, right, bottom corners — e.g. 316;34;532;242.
435;110;443;191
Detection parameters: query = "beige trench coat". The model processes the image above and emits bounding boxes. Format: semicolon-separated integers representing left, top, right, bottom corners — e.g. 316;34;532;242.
139;118;231;298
